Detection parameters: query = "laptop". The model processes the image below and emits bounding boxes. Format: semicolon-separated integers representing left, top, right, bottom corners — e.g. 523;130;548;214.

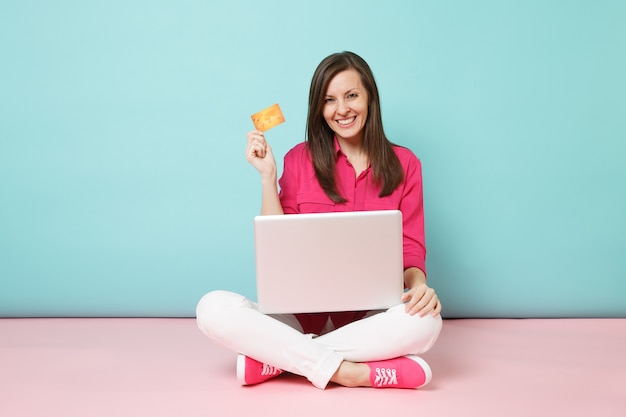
254;210;404;314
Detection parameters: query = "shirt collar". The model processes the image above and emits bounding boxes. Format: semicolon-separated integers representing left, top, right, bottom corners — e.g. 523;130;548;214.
333;136;343;157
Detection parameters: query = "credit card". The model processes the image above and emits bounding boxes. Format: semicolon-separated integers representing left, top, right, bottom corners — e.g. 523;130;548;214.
251;103;285;131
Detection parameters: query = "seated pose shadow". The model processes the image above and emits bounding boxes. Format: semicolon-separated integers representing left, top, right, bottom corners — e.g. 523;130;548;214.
196;51;442;390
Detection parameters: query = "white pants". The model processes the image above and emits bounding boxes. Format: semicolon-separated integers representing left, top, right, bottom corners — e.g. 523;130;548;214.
196;290;442;389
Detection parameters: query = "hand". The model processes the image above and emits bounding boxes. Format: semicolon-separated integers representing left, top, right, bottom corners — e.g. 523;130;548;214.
401;282;442;317
246;130;277;178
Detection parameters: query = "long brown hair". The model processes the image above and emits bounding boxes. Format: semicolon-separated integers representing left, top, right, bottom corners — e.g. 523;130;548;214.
306;51;404;203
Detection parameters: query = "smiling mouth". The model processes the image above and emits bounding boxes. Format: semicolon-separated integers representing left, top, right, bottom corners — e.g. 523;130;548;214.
336;116;356;126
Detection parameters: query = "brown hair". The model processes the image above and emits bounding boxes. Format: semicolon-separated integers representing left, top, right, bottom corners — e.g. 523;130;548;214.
306;51;404;203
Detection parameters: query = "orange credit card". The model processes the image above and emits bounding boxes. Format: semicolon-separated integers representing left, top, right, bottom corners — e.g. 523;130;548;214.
251;103;285;132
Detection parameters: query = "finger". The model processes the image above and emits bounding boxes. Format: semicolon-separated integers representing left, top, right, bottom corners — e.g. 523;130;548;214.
247;137;267;158
255;137;269;157
411;288;432;308
402;290;418;312
406;289;433;315
247;130;265;143
405;295;424;316
418;295;439;317
251;146;266;160
247;137;266;153
433;300;442;316
246;146;264;163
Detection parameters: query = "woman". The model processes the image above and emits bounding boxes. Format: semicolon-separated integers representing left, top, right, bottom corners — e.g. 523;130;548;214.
196;51;442;390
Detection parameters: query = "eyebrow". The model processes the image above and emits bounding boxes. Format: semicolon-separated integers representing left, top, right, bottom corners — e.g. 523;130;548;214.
325;88;360;98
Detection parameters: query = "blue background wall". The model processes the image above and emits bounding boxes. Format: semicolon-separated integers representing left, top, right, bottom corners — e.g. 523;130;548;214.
1;1;624;318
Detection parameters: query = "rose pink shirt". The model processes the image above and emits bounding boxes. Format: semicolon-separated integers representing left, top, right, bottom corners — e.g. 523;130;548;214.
279;139;427;273
278;139;427;334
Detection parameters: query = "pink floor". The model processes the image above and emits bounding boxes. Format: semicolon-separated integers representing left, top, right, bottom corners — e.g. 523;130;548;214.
1;318;625;417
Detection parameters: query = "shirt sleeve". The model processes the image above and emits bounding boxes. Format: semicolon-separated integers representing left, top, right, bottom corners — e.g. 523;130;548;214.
399;152;427;276
277;146;300;214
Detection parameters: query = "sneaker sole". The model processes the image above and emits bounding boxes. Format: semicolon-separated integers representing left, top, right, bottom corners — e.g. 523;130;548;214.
236;354;247;385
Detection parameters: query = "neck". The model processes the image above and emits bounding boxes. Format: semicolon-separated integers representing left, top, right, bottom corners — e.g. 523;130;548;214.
337;138;369;176
337;136;365;157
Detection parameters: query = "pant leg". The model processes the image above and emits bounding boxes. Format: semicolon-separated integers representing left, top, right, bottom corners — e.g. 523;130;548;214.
313;303;443;362
195;290;343;389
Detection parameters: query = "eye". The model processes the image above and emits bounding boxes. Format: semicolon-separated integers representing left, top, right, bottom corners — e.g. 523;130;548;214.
324;97;335;103
347;93;358;99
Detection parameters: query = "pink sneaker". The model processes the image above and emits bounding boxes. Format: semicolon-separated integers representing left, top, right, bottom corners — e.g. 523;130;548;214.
366;355;432;389
236;354;283;386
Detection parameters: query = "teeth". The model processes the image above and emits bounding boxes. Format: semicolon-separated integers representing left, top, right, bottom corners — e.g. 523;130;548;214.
337;117;355;125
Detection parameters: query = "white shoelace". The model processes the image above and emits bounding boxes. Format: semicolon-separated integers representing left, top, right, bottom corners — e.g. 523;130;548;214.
374;367;398;386
261;363;280;376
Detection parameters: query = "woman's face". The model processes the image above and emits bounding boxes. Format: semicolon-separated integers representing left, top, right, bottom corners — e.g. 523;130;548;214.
322;69;369;143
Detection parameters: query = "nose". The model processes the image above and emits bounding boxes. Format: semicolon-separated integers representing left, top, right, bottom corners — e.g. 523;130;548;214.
337;99;350;115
